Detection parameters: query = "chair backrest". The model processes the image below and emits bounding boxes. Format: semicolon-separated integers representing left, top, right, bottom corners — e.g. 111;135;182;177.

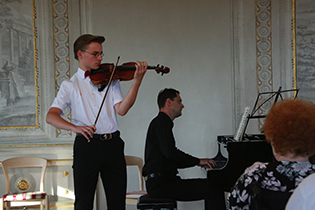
1;157;48;194
259;189;292;210
125;155;144;191
249;181;293;210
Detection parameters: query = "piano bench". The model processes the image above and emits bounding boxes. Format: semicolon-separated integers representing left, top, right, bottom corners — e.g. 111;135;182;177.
137;194;177;210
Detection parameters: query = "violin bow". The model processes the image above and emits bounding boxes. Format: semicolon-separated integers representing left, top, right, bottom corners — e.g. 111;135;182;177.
94;56;120;126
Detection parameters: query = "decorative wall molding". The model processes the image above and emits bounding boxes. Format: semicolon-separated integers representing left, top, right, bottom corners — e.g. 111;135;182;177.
256;0;273;93
52;0;72;138
276;0;294;90
232;0;294;133
256;0;273;129
292;0;296;89
79;0;91;34
231;0;241;132
279;0;286;87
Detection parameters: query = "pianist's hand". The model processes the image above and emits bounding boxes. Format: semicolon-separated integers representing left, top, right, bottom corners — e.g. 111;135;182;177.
198;158;217;169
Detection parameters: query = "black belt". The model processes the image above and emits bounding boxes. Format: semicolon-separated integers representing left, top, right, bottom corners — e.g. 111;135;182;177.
144;172;163;181
95;131;120;140
76;130;120;141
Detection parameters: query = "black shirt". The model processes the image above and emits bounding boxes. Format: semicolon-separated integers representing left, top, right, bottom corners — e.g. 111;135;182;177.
142;112;200;177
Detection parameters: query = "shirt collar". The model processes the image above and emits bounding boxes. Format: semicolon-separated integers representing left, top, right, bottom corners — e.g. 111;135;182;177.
77;68;88;79
159;111;174;127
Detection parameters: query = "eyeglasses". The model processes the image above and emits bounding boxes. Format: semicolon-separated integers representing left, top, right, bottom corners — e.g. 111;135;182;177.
83;50;104;58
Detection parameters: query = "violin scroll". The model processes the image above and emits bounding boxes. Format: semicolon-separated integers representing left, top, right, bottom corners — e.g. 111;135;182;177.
154;64;170;76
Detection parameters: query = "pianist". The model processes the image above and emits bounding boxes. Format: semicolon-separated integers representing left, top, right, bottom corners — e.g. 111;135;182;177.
227;99;315;210
142;88;226;210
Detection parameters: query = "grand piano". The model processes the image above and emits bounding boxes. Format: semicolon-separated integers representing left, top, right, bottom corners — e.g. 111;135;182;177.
207;134;274;192
208;87;299;191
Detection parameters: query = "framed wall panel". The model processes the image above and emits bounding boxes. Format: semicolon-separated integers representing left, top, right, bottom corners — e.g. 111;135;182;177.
0;0;79;146
293;0;315;102
0;0;39;129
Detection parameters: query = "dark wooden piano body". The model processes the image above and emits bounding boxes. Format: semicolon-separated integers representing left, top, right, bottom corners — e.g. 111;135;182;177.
207;135;274;192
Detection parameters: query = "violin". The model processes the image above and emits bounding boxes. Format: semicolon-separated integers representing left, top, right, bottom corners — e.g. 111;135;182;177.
88;62;170;87
91;58;170;127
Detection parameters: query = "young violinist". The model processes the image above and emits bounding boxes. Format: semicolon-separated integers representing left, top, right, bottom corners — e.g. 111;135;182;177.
46;34;148;210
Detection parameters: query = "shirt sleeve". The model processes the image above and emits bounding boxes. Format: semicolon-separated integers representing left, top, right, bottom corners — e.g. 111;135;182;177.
111;80;124;105
155;115;200;168
50;80;72;115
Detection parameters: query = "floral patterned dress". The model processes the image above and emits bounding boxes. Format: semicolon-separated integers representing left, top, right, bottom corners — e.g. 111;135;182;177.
227;161;315;210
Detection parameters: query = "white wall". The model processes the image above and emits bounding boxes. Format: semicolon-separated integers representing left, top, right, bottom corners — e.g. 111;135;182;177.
90;0;233;164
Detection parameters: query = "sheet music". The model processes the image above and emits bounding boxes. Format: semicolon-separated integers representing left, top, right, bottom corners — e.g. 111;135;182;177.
234;107;251;141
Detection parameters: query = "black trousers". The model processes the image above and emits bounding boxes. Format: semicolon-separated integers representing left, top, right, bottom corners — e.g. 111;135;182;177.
73;134;127;210
146;176;226;210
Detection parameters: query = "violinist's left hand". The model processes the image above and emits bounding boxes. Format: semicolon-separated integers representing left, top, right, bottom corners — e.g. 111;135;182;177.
134;61;148;83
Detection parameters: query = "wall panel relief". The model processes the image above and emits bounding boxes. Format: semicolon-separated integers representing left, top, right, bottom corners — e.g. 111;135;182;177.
256;0;273;129
0;0;75;145
231;0;240;131
0;0;39;129
233;0;295;134
293;0;315;102
53;0;72;138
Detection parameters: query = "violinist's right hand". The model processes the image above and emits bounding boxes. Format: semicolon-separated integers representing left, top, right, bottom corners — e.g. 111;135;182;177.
73;125;96;141
46;107;96;141
198;158;217;169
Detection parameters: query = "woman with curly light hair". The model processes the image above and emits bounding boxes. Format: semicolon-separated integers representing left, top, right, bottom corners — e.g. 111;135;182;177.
227;99;315;210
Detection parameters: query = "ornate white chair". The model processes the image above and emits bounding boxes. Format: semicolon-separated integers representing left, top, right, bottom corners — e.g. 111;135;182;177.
125;155;147;206
0;157;49;210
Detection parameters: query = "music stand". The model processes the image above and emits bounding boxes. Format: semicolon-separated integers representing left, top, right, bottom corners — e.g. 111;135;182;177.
240;86;299;141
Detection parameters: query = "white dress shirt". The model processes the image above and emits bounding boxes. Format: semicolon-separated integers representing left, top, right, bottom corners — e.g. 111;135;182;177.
51;68;123;134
